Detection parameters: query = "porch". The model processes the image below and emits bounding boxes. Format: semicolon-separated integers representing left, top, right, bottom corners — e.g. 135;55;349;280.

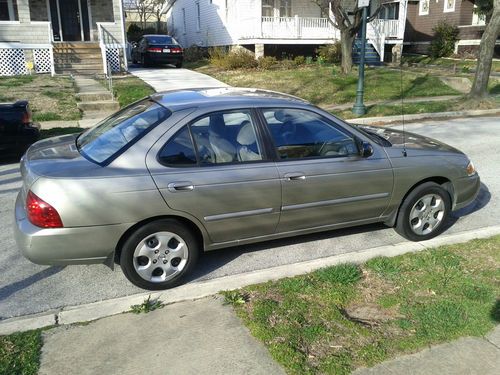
0;0;127;76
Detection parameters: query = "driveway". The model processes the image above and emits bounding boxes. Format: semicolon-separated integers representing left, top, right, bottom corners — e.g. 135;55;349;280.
0;117;498;320
129;65;228;92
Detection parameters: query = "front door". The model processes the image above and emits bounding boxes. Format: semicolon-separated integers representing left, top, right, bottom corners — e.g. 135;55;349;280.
147;109;281;244
260;108;394;233
50;0;90;42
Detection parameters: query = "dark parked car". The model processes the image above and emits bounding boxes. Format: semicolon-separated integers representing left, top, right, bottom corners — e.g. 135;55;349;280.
131;35;183;68
0;100;40;158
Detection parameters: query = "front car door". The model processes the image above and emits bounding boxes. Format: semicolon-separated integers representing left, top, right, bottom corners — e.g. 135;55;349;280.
259;107;394;233
146;108;281;245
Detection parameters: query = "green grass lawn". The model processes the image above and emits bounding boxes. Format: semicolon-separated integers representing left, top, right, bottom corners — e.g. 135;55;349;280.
0;75;81;121
333;96;500;120
200;65;459;106
402;55;500;73
0;330;43;375
224;236;500;375
111;76;155;107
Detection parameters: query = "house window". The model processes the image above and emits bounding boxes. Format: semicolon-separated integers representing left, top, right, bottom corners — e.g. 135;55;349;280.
443;0;455;13
419;0;429;16
182;8;186;34
279;0;291;18
196;1;201;31
0;0;19;21
262;0;273;17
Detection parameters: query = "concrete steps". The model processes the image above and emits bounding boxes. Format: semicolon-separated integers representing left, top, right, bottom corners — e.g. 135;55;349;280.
53;43;103;75
74;76;119;119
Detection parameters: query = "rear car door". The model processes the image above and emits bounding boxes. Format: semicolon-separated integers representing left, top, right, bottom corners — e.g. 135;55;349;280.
146;109;281;244
259;107;394;233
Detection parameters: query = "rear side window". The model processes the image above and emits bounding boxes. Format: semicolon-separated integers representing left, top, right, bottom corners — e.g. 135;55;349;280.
146;36;177;45
159;127;197;166
77;99;170;165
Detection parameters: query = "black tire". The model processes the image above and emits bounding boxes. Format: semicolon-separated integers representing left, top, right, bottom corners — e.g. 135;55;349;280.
141;55;149;68
120;219;199;290
175;61;183;68
395;182;451;242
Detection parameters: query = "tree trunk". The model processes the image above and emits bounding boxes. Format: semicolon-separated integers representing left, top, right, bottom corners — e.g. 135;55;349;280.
470;0;500;98
340;30;355;74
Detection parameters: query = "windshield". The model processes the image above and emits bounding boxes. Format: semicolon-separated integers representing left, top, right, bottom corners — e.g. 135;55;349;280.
147;36;177;45
76;99;170;165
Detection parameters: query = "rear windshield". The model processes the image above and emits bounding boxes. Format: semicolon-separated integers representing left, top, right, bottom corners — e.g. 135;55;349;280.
147;36;177;45
76;99;170;165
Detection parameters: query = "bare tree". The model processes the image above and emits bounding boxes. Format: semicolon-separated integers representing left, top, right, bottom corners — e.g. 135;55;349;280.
312;0;381;74
125;0;156;29
470;0;500;98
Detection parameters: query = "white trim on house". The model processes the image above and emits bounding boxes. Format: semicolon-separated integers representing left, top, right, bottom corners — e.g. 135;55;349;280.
418;0;429;16
443;0;455;13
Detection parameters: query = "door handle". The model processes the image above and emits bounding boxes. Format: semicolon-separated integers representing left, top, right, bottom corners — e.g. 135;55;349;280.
284;173;306;181
167;182;194;192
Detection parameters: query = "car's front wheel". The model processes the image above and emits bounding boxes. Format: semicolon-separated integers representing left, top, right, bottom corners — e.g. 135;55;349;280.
395;182;451;241
120;219;199;290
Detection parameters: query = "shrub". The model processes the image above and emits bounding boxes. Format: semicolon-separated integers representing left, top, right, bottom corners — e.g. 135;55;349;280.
430;21;459;58
183;45;207;62
209;47;257;70
257;56;278;70
305;56;314;64
127;24;143;43
317;42;342;63
293;55;306;66
280;59;295;70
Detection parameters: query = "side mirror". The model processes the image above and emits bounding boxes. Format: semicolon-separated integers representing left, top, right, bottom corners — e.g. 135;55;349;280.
360;141;374;158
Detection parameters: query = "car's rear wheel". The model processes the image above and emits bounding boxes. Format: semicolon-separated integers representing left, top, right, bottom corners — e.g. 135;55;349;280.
120;219;199;290
395;182;451;241
175;61;183;68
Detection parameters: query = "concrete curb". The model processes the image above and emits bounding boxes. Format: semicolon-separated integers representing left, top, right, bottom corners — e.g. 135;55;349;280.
1;224;499;335
347;108;500;126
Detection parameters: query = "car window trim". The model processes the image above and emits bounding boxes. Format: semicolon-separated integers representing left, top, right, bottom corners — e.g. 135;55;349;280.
157;108;273;168
256;107;362;162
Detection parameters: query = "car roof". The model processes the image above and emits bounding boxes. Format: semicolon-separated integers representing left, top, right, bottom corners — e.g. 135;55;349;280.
151;87;311;112
143;34;173;38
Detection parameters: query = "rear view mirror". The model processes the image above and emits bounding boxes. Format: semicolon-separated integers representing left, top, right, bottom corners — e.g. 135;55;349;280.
360;141;374;158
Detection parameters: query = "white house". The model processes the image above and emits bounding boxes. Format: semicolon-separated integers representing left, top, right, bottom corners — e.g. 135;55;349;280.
163;0;408;62
0;0;128;76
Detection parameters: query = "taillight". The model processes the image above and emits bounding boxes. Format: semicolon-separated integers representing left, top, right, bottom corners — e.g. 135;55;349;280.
171;48;182;53
21;107;32;125
26;191;63;228
147;47;162;53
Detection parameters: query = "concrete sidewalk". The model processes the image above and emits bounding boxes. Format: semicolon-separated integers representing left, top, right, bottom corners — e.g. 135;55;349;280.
39;296;284;375
354;326;500;375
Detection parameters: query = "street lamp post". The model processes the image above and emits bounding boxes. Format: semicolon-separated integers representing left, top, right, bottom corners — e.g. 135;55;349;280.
352;1;370;116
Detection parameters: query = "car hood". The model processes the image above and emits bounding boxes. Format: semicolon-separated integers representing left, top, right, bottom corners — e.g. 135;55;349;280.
358;125;463;154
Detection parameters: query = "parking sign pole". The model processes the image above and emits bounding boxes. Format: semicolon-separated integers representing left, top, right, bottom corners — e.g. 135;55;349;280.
352;2;369;116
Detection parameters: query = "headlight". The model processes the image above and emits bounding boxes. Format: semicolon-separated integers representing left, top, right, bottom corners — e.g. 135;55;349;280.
466;160;476;176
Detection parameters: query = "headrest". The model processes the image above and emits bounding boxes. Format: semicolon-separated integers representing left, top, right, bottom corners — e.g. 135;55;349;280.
236;121;256;146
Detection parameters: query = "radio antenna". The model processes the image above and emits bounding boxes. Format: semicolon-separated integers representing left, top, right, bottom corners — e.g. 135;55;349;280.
400;59;408;157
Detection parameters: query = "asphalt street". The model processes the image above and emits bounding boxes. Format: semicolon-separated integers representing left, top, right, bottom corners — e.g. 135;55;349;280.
0;116;498;320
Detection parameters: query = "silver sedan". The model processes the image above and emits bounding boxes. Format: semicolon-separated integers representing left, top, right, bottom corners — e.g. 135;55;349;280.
14;88;480;290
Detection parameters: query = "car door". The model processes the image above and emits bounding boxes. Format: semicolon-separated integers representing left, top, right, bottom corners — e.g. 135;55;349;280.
259;107;394;233
146;108;281;244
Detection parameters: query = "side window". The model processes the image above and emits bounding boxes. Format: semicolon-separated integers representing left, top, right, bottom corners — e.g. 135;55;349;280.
189;110;263;164
159;127;197;166
262;108;359;160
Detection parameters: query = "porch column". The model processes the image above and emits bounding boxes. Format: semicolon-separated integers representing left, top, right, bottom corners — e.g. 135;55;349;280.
17;0;31;23
112;0;128;70
255;44;265;59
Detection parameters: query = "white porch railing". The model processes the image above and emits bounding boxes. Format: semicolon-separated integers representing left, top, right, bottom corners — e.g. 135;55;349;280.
260;16;339;40
374;19;399;38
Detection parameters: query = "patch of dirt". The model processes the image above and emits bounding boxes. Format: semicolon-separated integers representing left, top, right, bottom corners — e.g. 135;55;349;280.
342;303;405;327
